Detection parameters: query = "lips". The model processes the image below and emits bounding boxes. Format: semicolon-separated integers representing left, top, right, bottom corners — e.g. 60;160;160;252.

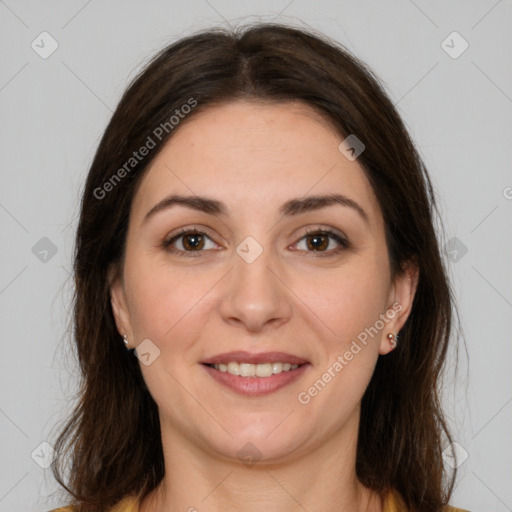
200;351;308;366
202;362;309;396
199;351;310;396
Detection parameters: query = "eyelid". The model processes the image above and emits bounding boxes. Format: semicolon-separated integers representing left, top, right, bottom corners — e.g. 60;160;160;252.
163;225;350;256
290;226;350;255
163;226;220;257
164;225;214;243
299;225;348;241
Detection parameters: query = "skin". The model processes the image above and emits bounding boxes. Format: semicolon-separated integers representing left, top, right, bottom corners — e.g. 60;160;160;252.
110;100;418;512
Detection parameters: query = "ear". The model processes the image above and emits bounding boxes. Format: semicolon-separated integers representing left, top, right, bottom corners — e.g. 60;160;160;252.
379;259;419;355
108;264;133;348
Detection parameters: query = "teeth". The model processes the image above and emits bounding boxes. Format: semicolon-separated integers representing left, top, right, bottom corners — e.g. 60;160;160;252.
240;363;255;377
227;362;239;376
212;362;300;377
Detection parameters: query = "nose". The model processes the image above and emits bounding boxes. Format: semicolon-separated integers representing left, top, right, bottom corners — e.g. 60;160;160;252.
217;243;293;333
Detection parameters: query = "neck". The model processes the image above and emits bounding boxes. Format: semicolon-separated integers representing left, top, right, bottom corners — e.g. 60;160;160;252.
140;413;382;512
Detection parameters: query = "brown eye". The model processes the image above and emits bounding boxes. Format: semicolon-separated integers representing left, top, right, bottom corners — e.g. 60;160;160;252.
164;228;218;256
181;232;205;251
306;233;330;251
294;229;349;255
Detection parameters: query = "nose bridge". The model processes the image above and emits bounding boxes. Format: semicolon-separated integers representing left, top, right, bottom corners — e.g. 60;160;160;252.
218;236;292;332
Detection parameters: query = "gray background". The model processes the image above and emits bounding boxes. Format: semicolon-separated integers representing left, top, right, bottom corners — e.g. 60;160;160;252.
1;1;511;511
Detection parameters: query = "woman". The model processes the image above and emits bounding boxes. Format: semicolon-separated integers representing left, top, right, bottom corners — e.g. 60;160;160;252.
50;23;470;512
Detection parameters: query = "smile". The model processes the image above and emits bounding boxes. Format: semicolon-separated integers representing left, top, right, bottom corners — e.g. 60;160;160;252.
207;361;300;377
201;362;310;396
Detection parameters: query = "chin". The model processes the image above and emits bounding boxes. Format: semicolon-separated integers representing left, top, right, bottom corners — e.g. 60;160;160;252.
198;416;308;465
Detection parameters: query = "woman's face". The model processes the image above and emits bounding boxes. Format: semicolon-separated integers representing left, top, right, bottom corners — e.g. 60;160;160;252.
110;100;416;464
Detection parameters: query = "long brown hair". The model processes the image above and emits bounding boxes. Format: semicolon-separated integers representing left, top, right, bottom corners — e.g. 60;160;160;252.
52;23;459;511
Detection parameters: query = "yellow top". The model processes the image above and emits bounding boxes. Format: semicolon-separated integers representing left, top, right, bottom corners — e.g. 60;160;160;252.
49;488;470;511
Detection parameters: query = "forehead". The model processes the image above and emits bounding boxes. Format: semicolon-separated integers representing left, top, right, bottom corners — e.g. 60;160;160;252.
131;100;382;225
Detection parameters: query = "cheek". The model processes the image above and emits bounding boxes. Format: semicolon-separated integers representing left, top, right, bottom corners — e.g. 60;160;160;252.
123;254;216;353
295;255;390;352
294;259;389;421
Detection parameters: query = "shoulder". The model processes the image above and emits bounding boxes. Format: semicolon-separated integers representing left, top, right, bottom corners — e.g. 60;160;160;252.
49;491;471;512
47;494;140;512
384;488;471;512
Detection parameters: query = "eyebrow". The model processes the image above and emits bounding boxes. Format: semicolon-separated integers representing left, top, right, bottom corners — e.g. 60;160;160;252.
143;193;369;224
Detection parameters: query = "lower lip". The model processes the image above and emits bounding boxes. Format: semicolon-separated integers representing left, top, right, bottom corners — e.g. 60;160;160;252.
202;363;310;396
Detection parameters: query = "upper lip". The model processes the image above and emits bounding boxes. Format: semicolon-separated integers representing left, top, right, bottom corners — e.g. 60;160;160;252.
200;351;308;365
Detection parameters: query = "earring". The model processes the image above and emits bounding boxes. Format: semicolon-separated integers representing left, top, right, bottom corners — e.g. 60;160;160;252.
123;334;129;348
387;332;397;349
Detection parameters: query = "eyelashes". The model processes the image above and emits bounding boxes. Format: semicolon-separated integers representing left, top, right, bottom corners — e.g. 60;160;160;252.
297;227;349;254
163;227;217;255
162;226;350;258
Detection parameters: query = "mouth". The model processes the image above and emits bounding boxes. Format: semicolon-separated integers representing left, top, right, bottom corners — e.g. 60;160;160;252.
200;351;310;396
203;361;303;377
